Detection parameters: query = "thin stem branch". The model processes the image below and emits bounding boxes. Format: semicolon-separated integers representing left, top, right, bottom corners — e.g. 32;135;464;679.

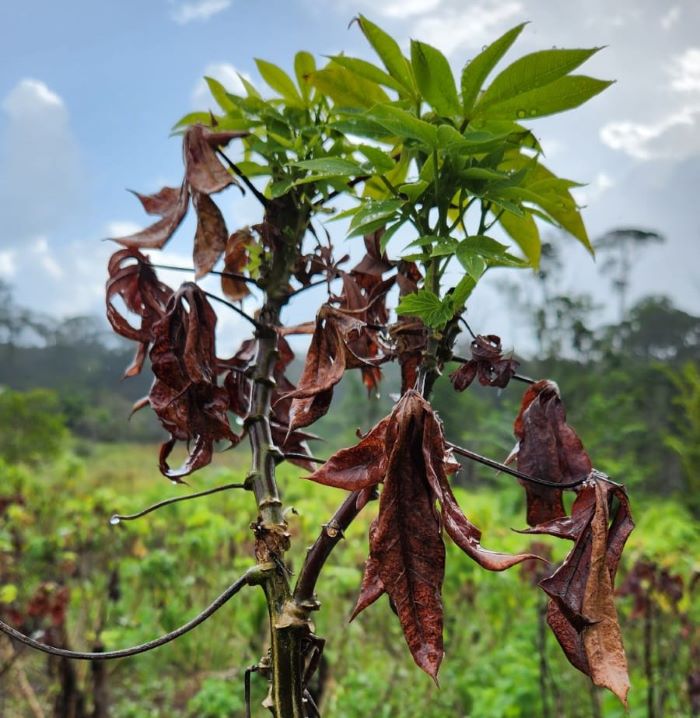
282;452;327;465
446;441;591;489
312;176;367;207
110;482;247;524
0;567;264;661
217;150;269;207
202;291;263;329
146;262;259;286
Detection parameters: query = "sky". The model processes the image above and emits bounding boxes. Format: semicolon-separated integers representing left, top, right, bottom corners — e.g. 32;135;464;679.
1;0;699;350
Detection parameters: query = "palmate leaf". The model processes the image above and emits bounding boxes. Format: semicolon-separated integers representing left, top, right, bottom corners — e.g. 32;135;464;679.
396;289;454;329
356;15;415;94
364;104;438;147
461;23;527;113
255;58;304;107
329;55;406;94
477;47;603;108
309;66;390;108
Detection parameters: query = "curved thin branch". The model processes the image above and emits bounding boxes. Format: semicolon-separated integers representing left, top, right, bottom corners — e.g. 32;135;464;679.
202;291;263;329
0;567;265;661
282;452;326;465
216;150;269;207
110;482;247;524
446;441;590;489
145;261;259;286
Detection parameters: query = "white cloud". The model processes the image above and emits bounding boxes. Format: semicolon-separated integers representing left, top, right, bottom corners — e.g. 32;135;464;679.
669;47;700;93
600;105;700;160
104;220;142;238
378;0;443;19
571;171;614;206
191;63;249;108
0;251;16;279
660;6;681;31
0;78;85;247
411;1;523;57
171;0;231;25
32;237;63;279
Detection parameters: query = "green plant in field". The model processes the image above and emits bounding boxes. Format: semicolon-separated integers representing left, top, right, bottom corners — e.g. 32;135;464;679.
2;16;638;717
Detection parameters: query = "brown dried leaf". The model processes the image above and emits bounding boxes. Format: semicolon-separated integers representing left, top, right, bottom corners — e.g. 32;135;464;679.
349;520;385;620
450;335;519;391
111;183;189;250
192;192;229;279
513;380;592;526
105;248;173;376
148;283;239;479
537;476;634;705
183;124;241;195
221;228;254;300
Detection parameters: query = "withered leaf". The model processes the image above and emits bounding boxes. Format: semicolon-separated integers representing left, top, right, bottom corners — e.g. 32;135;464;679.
450;334;519;390
536;475;634;705
183;124;243;195
221;229;254;301
284;306;379;431
512;380;592;526
313;390;540;680
105;248;173;377
192;191;229;279
149;282;239;479
111;183;189;250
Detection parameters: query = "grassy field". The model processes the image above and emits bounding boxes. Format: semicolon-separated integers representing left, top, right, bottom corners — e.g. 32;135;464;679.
0;442;698;717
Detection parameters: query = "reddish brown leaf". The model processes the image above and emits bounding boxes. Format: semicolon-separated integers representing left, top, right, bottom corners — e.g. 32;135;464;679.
536;475;634;705
221;229;254;300
111;183;189;250
284;306;379;431
148;283;239;479
192;192;228;279
105;248;173;376
349;520;385;620
512;380;592;526
183;124;241;195
450;334;519;390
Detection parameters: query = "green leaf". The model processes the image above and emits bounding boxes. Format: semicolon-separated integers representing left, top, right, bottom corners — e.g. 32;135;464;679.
478;47;603;108
266;177;296;199
234;160;270;177
294;51;316;102
330;55;405;93
398;180;429;202
451;275;476;308
475;75;613;120
461;23;527;113
331;115;391;140
255;59;304;106
309;66;390;108
365;104;438;147
357;15;415;93
204;77;238;113
397;289;454;328
379;220;405;252
411;40;460;115
294;157;366;176
356;144;395;173
171;111;216;130
239;74;262;99
456;235;511;262
460;167;512;182
348;199;403;237
499;211;541;266
461;253;487;280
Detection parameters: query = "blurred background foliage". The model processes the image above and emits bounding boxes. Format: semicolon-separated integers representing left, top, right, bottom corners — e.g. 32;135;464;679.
0;229;698;716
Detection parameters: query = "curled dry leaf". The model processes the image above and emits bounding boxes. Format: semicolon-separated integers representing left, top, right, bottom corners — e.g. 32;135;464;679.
110;125;245;253
531;474;634;705
111;183;189;250
284;306;381;431
221;229;255;301
148;283;239;480
105;248;173;377
308;390;538;680
511;380;592;526
192;192;229;279
450;334;519;390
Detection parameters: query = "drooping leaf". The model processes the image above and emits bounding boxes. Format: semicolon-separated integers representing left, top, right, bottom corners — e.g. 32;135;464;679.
148;283;239;480
183;124;244;195
450;334;519;390
105;248;173;377
111;183;189;250
511;380;592;526
535;476;634;705
221;229;254;301
192;192;228;279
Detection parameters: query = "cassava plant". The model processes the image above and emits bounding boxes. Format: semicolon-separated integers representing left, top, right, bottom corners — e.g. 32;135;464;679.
1;17;635;716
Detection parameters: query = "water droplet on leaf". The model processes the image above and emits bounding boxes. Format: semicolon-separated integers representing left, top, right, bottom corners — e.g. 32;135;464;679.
529;109;537;116
517;109;527;118
109;516;121;526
